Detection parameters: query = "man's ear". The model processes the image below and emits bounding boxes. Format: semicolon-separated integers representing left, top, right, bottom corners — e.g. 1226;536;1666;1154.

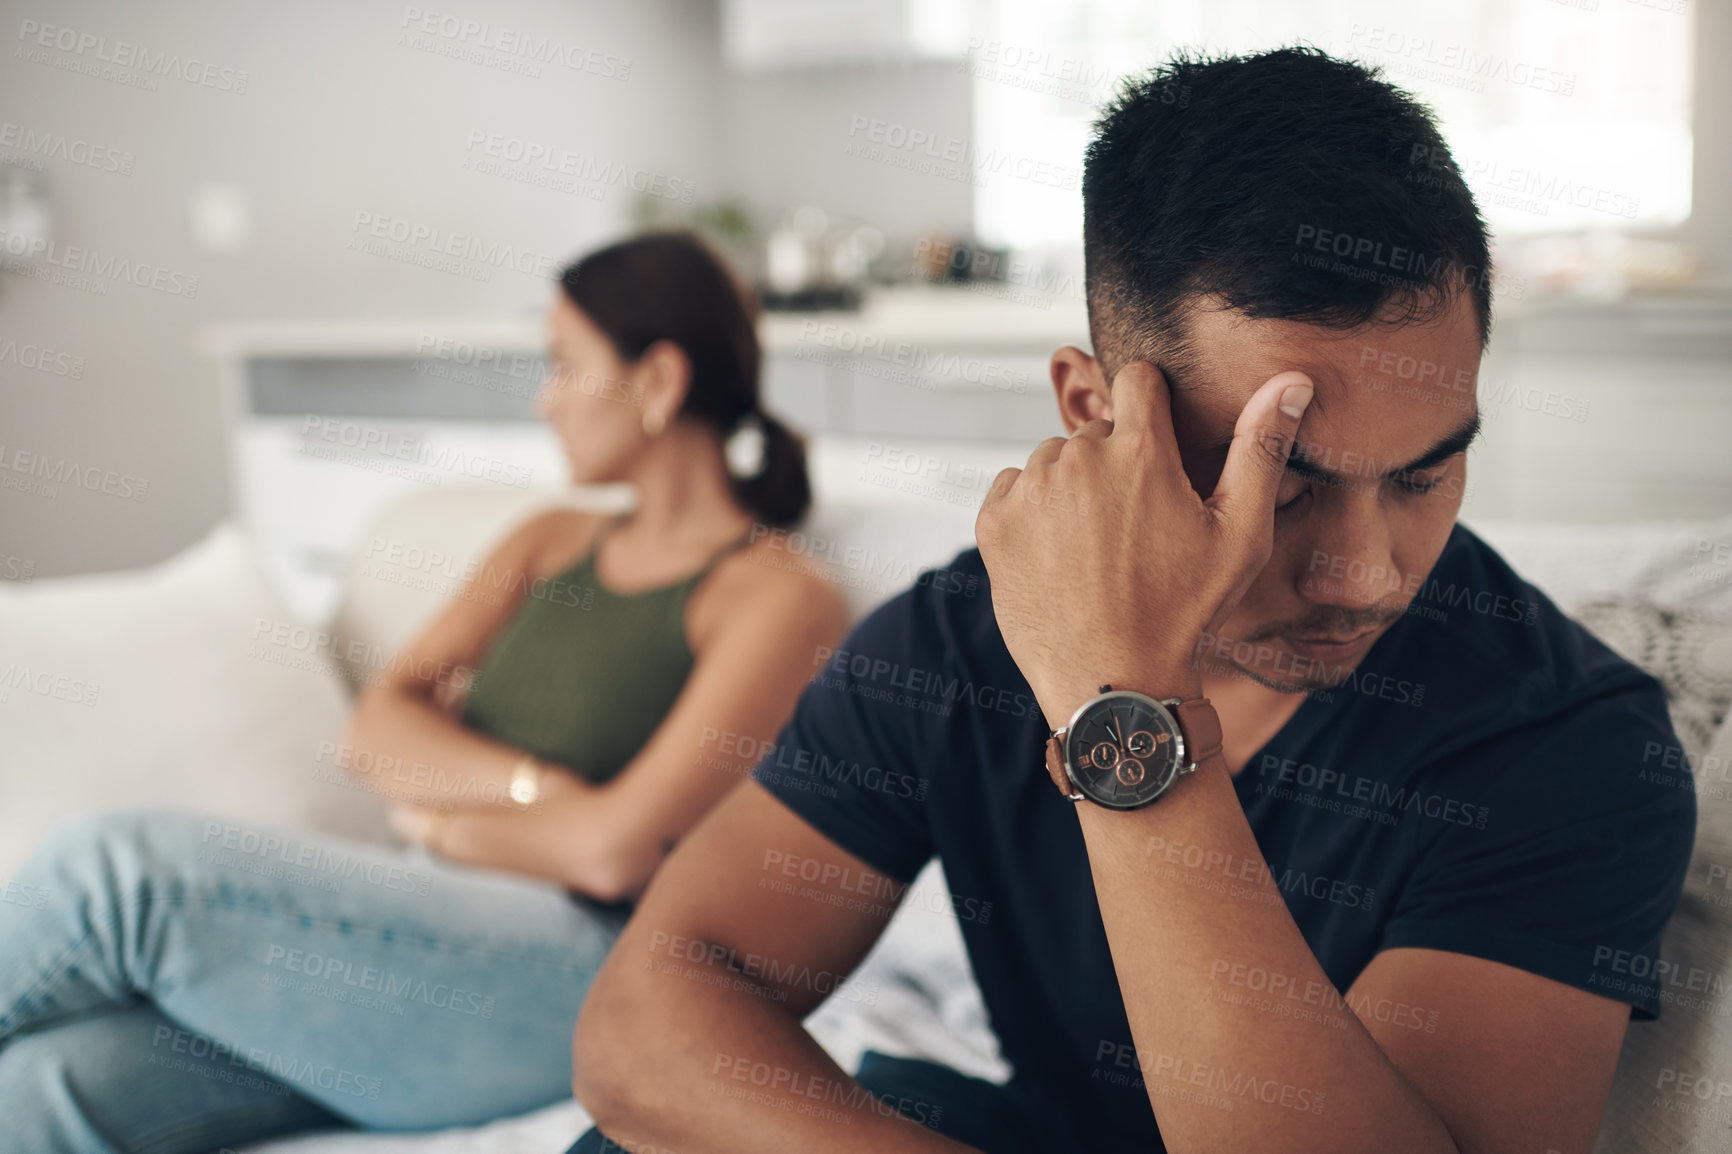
1050;346;1111;434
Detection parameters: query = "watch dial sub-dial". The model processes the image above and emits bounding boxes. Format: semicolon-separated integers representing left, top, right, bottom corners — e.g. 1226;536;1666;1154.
1126;729;1159;758
1089;741;1120;771
1116;759;1145;786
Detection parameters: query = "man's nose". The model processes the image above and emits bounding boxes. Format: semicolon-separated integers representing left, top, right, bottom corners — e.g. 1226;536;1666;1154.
1298;530;1402;611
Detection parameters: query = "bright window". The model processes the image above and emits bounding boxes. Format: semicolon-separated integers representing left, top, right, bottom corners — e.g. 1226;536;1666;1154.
961;0;1695;253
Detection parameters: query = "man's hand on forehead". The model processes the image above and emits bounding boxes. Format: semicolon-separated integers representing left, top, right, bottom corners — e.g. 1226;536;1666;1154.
975;359;1314;727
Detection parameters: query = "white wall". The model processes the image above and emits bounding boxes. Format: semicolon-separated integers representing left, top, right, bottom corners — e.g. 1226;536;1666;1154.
721;58;975;247
0;1;991;580
0;0;727;577
3;1;1727;582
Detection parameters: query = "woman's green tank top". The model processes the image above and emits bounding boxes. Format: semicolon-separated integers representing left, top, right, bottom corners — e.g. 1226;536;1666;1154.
459;515;752;785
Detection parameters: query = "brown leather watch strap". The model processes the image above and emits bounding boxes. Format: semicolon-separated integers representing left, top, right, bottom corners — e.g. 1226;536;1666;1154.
1173;697;1224;768
1045;733;1078;797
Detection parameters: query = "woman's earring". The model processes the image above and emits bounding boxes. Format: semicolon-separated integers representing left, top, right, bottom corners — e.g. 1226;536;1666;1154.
642;410;665;437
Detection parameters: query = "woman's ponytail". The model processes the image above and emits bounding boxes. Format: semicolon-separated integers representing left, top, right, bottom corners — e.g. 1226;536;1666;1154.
727;410;811;529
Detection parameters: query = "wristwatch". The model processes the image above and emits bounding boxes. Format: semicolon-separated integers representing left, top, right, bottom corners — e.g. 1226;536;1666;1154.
1044;685;1224;810
508;756;545;809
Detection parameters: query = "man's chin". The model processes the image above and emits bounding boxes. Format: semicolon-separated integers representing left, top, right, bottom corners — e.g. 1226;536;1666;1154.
1190;618;1399;696
1254;667;1348;695
1198;658;1335;695
1193;643;1378;696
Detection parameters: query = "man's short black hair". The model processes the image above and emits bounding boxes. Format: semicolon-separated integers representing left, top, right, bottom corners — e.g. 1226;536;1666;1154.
1083;45;1493;382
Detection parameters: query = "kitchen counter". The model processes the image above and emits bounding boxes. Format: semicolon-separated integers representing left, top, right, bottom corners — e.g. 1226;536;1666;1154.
200;282;1732;361
199;283;1093;359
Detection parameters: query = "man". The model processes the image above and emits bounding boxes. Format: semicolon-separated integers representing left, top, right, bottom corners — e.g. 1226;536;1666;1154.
568;46;1694;1154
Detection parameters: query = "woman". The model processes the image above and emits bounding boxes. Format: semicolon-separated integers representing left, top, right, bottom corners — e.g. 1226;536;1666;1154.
0;232;848;1153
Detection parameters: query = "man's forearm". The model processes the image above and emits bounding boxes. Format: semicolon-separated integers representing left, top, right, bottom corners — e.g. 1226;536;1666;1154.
578;949;984;1154
1076;758;1457;1153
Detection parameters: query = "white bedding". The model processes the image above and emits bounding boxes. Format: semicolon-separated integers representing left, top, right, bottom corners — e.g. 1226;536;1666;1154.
4;506;1729;1153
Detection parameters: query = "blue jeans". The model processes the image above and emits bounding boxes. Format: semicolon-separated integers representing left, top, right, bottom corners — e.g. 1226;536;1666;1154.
0;811;630;1153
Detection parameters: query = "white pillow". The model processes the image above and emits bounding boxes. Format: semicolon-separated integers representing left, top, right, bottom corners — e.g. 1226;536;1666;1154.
1466;515;1732;616
1595;705;1732;1152
0;520;390;880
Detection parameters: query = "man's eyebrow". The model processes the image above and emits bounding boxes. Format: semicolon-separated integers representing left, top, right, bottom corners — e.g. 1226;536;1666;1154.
1206;411;1482;482
1288;411;1482;482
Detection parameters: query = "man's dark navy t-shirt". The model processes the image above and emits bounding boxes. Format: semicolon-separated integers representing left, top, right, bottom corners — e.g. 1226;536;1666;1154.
751;524;1696;1152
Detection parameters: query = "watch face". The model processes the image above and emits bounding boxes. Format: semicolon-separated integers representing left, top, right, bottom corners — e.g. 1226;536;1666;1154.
1064;691;1184;809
